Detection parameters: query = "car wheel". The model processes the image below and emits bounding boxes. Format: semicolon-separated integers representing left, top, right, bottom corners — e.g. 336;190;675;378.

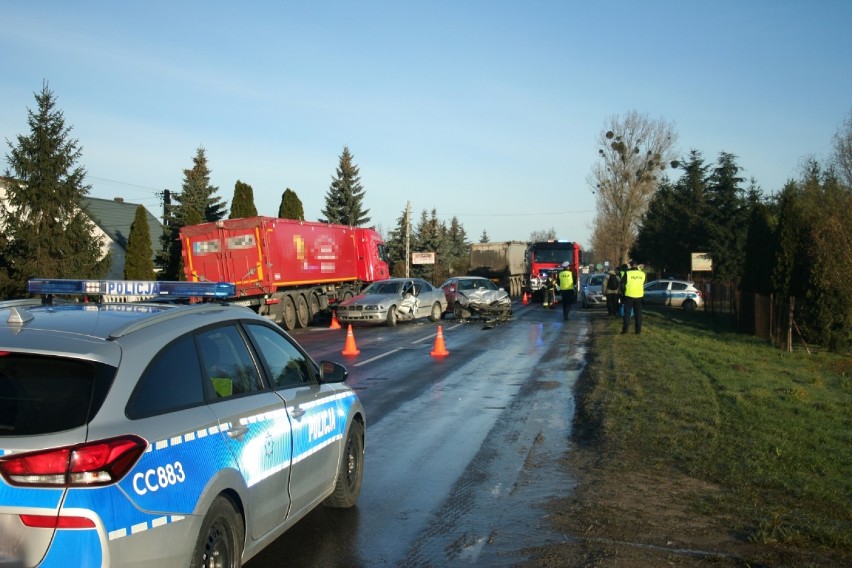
190;495;244;568
428;302;442;322
682;299;696;311
453;304;464;321
386;306;398;327
324;420;364;508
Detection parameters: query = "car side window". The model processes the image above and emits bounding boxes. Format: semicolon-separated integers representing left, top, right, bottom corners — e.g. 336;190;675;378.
197;325;262;399
128;335;205;418
646;282;666;291
244;323;312;389
671;282;688;291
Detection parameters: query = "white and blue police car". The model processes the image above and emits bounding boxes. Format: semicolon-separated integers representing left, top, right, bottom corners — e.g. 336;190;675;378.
0;279;365;567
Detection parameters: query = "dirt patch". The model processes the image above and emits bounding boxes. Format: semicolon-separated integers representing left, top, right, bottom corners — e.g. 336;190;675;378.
518;316;847;568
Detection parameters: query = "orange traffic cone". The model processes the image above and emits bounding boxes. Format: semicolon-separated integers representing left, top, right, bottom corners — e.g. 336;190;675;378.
430;325;450;357
522;291;529;305
341;324;360;356
329;310;342;330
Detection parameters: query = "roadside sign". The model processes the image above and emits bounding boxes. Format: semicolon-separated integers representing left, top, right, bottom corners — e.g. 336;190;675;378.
412;252;436;265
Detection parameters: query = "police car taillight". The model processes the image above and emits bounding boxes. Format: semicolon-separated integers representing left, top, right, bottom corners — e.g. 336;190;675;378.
0;435;147;487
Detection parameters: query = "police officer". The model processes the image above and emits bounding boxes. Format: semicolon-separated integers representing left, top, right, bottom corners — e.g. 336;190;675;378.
621;260;646;334
542;271;557;308
558;262;575;320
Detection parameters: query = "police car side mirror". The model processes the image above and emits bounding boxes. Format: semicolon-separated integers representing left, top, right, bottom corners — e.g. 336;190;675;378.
320;360;349;384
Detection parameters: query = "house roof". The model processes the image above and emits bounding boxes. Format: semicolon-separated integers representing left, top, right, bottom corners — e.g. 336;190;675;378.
80;196;163;254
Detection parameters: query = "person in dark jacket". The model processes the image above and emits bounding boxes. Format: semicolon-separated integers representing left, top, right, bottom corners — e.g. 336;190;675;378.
604;269;620;316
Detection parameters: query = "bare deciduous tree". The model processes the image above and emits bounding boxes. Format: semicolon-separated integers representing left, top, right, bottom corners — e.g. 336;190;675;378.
529;227;557;242
588;110;678;264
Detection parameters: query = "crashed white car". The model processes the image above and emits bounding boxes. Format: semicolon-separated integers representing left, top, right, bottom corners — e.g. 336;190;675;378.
440;276;513;326
336;278;447;327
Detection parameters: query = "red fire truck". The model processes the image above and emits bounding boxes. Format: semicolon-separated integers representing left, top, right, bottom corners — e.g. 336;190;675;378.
180;216;390;329
524;240;582;301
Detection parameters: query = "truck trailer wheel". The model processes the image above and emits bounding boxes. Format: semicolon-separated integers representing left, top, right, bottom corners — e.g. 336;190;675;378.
295;293;310;328
281;295;298;330
308;292;321;322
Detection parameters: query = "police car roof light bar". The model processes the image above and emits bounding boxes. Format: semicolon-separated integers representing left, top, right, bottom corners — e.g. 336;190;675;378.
27;279;236;299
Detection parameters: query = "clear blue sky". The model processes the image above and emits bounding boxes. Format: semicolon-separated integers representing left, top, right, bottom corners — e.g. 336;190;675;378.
2;1;850;249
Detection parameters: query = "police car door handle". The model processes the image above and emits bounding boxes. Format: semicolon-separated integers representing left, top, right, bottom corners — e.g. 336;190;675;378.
227;425;250;439
289;406;306;420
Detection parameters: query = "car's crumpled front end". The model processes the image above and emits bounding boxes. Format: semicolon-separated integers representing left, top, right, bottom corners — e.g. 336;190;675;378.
453;288;512;326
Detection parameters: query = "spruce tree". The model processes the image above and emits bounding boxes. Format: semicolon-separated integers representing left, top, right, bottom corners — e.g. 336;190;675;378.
385;208;411;277
174;147;226;223
229;180;258;219
158;147;224;279
278;188;305;220
705;152;750;282
321;146;370;226
124;205;156;279
0;82;110;297
446;216;470;276
479;229;489;243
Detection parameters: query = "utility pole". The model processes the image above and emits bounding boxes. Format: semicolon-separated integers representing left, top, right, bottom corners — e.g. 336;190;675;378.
405;201;410;277
157;189;172;227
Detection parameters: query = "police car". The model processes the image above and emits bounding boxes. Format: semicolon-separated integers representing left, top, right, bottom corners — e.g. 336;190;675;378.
643;278;704;310
0;279;365;567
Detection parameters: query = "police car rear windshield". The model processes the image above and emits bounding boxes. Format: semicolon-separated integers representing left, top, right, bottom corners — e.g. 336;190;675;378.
0;353;114;436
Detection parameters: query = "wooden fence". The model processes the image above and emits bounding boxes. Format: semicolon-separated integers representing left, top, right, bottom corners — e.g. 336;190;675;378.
691;278;800;352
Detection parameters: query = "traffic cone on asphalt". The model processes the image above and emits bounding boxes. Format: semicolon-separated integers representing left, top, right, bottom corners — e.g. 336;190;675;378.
329;310;342;330
430;326;449;357
522;291;529;305
341;325;360;356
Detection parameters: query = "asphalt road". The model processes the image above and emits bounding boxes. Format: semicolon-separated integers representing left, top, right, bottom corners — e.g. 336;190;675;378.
247;299;590;567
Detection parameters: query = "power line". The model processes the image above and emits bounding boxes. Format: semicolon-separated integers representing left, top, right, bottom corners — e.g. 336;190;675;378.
86;175;164;194
432;209;595;218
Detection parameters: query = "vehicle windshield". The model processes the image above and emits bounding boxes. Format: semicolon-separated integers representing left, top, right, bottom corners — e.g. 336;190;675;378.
531;246;574;264
363;281;403;295
458;279;495;291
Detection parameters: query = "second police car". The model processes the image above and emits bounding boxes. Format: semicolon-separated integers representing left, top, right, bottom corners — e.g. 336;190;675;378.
0;279;365;567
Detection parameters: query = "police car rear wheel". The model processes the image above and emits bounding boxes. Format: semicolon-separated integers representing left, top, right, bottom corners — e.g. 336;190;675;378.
192;496;244;568
325;420;364;508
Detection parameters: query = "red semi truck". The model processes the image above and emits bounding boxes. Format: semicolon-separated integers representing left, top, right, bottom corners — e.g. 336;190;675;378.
180;216;390;330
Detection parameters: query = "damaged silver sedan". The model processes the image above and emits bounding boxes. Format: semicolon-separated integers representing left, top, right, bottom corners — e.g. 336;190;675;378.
336;278;447;327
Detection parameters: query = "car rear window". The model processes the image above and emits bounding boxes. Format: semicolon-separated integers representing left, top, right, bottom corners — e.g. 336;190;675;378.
0;352;114;436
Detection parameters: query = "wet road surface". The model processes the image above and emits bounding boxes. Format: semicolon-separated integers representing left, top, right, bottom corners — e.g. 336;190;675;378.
247;301;591;567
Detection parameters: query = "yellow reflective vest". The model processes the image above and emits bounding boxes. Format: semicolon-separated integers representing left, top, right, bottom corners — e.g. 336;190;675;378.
558;269;574;291
623;268;646;298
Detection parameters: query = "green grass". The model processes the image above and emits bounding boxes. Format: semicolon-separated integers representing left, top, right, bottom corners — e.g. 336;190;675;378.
583;308;852;551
